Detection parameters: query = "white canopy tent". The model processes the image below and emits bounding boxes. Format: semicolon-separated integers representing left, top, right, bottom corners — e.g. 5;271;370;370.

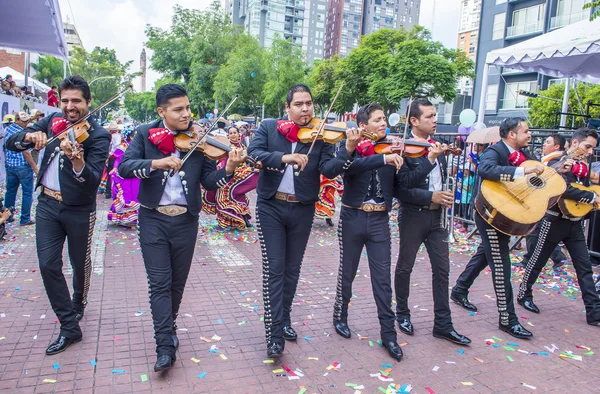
0;0;68;59
0;66;52;93
477;17;600;124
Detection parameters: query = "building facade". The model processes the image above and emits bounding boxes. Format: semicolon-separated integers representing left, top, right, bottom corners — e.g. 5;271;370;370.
63;17;84;55
472;0;592;125
456;0;481;96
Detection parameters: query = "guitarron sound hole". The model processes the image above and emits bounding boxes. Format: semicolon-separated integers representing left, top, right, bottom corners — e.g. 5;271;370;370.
527;176;545;189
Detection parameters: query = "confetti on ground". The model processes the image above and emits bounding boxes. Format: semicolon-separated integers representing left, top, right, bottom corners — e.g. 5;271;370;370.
112;370;125;374
425;387;435;394
112;336;123;341
198;372;207;379
298;387;307;394
432;365;440;372
272;369;284;374
191;357;200;363
326;362;341;371
263;359;274;364
141;374;148;382
474;357;484;363
219;354;227;360
52;363;60;370
308;357;319;361
90;360;97;366
507;356;514;362
522;383;537;389
43;379;56;383
461;382;473;386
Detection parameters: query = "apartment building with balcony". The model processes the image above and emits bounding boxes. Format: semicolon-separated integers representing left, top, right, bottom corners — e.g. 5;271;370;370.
472;0;593;124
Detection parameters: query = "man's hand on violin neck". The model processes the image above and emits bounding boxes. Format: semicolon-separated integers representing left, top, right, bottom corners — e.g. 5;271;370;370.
225;148;247;175
384;153;404;170
25;131;47;150
60;139;85;169
345;127;362;154
282;153;309;171
151;157;182;172
428;142;444;163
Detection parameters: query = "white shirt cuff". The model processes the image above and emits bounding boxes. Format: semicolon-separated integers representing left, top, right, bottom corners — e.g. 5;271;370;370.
514;167;525;179
73;164;85;177
382;154;386;164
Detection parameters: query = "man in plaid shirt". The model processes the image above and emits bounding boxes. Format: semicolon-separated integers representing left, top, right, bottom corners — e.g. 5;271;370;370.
4;112;39;225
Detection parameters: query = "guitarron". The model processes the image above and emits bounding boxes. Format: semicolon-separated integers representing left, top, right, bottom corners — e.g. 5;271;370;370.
558;183;600;218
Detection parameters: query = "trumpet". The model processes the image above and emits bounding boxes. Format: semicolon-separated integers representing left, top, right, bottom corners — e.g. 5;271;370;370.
442;176;457;243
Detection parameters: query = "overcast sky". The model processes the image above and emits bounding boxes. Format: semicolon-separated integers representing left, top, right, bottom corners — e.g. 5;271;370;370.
58;0;461;92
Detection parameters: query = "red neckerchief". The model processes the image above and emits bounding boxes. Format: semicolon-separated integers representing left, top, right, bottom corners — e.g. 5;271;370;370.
508;151;526;167
424;138;436;156
51;117;71;136
356;138;375;157
277;120;300;143
148;127;175;155
572;162;589;179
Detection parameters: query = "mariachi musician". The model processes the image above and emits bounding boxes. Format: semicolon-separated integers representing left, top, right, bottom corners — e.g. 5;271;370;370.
6;75;111;355
517;127;600;325
395;99;471;346
247;83;339;358
451;117;541;339
119;84;244;372
325;103;405;361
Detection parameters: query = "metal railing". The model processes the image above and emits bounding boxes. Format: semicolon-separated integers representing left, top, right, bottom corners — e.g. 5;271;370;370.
550;11;589;30
506;21;543;38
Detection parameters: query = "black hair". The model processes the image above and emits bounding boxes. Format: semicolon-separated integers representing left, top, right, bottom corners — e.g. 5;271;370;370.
5;74;12;79
499;117;527;138
548;133;566;150
572;127;598;144
408;99;434;126
286;84;312;106
156;84;188;108
58;75;92;103
357;103;384;126
51;85;56;89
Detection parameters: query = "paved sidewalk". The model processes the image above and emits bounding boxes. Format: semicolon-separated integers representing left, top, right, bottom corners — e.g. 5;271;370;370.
1;195;600;393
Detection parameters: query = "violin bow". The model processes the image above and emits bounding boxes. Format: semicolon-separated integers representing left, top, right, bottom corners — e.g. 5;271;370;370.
46;84;133;146
294;82;345;176
169;94;239;177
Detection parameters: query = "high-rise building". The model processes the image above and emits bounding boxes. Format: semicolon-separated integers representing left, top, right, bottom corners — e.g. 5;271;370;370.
363;0;421;35
63;16;84;55
140;48;147;93
456;0;481;96
304;0;328;64
472;0;592;124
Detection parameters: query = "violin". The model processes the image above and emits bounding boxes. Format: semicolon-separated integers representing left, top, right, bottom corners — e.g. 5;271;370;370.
174;123;261;168
296;118;378;144
373;138;432;157
56;120;91;160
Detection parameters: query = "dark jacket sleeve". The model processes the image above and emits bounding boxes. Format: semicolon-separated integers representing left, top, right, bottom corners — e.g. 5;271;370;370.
71;129;110;191
318;141;338;179
199;158;232;191
5;116;51;152
398;158;436;189
247;121;285;170
477;147;518;182
548;158;596;203
319;142;355;178
396;185;434;205
118;128;154;179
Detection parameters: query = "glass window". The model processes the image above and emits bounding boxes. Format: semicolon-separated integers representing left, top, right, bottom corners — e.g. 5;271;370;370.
496;0;507;4
486;84;498;111
510;4;545;36
502;81;537;109
492;13;505;40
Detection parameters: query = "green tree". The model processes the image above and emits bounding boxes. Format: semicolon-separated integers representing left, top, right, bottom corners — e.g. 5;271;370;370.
70;46;138;120
336;27;474;114
528;83;600;128
263;36;307;117
124;92;157;122
307;55;343;116
584;2;600;21
31;55;64;87
145;1;243;117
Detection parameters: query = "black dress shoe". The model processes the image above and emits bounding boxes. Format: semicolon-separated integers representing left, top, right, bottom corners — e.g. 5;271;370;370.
154;354;175;372
397;319;414;335
333;320;351;339
383;341;403;361
282;325;297;341
75;310;84;321
172;334;179;349
326;218;334;227
450;292;478;312
267;341;284;358
433;330;472;345
499;323;533;339
45;335;82;355
517;298;540;314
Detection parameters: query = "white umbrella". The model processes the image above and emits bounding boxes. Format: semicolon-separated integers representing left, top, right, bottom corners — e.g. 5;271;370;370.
466;126;500;144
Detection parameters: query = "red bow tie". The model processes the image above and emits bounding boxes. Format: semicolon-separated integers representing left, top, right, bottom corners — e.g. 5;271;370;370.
51;117;71;136
508;151;526;167
277;120;300;143
148;128;176;155
356;138;375;157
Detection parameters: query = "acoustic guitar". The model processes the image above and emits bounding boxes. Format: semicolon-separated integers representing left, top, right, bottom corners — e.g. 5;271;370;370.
475;148;586;236
557;183;600;218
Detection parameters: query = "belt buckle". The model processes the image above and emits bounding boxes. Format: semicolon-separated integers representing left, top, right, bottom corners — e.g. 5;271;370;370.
157;205;187;216
287;194;296;203
362;203;374;213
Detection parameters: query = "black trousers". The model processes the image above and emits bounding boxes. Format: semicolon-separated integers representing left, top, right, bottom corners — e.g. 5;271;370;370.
333;207;396;342
521;225;567;265
104;157;115;197
394;207;453;332
455;212;519;327
256;197;315;345
36;195;96;338
138;207;198;357
518;217;600;323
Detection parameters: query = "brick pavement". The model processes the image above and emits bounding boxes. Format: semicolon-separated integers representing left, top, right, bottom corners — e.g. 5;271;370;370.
1;193;600;393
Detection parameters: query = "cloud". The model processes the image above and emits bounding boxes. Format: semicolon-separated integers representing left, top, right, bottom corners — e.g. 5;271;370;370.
58;0;213;91
419;0;460;49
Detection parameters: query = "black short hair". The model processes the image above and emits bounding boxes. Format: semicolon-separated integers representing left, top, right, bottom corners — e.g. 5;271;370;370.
499;117;527;138
286;84;312;106
58;75;91;103
5;74;12;79
572;127;598;144
156;84;188;108
51;85;56;89
549;133;566;150
408;99;433;126
357;103;384;126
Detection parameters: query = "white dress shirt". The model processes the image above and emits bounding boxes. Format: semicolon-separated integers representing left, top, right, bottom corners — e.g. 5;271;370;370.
41;152;85;192
109;133;122;156
502;141;525;179
158;150;187;206
411;133;443;192
277;142;297;194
